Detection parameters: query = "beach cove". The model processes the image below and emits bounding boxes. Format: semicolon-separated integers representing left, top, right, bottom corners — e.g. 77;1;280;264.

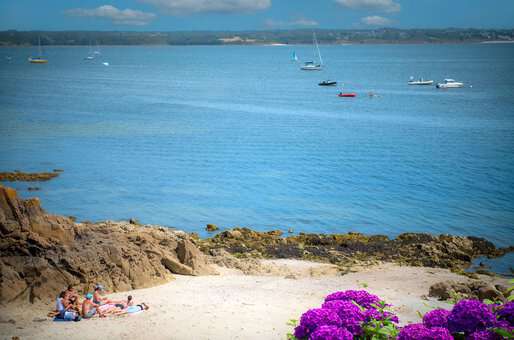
1;185;512;339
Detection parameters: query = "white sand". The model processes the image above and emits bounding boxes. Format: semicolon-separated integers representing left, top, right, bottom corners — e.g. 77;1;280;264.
0;261;506;340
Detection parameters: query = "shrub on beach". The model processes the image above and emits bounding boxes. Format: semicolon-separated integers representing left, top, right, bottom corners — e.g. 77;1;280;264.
288;284;514;340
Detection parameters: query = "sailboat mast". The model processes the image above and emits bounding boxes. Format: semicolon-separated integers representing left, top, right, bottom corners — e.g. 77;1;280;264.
313;33;322;66
38;36;42;56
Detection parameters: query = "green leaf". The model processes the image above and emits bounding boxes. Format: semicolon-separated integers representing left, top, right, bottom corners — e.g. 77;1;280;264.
287;333;298;340
287;319;298;327
492;327;514;339
483;298;495;305
508;295;514;302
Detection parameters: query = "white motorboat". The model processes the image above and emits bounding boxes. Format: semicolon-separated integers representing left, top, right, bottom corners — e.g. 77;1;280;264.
436;79;464;89
408;77;434;85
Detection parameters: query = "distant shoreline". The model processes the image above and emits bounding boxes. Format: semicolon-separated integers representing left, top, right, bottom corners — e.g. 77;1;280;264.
1;28;513;47
2;40;513;47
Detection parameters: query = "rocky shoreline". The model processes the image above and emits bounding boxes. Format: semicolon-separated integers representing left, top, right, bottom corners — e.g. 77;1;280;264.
196;228;513;275
0;185;214;305
1;184;512;306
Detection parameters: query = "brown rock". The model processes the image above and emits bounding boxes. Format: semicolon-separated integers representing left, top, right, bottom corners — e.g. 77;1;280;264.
428;281;454;300
478;286;503;301
0;185;215;304
205;224;219;232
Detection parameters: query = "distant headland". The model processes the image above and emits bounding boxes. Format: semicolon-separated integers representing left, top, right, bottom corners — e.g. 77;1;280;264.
1;28;513;46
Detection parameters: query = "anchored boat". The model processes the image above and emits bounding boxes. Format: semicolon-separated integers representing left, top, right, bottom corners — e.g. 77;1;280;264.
436;79;464;89
301;33;323;71
319;80;337;86
28;36;48;64
338;92;356;98
408;77;434;85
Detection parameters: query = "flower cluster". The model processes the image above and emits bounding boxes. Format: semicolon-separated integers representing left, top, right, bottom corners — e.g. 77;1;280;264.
447;299;496;333
324;290;381;309
290;289;514;340
496;301;514;325
398;324;452;340
309;325;353;340
422;309;450;329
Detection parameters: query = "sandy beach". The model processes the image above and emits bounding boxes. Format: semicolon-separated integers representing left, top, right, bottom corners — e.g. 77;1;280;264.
0;260;507;340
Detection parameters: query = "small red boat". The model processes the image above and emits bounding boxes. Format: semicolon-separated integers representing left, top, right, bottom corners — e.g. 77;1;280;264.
338;92;357;98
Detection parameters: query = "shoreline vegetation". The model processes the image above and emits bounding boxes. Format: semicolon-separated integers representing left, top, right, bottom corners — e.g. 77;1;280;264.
1;28;513;46
1;184;513;339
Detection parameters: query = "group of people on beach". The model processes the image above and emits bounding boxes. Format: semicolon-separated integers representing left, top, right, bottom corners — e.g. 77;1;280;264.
53;284;149;321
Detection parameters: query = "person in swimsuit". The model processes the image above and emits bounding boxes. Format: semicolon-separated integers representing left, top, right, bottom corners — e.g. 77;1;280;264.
82;293;105;318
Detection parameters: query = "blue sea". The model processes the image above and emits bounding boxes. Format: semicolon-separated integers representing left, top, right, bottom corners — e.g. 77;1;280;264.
1;44;513;251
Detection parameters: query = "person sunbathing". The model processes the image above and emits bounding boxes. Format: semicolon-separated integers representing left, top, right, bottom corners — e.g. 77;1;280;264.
82;293;105;318
115;295;134;309
64;285;78;301
54;291;81;321
112;301;150;316
92;284;122;305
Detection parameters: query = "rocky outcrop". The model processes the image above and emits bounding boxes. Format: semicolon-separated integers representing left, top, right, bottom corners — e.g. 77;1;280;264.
198;227;513;271
0;186;216;305
0;170;61;182
428;280;509;302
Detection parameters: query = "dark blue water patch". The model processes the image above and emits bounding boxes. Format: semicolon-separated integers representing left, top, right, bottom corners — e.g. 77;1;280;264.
468;253;514;278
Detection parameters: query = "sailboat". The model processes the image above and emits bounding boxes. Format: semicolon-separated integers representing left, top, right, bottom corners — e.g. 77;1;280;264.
28;36;48;64
93;41;101;56
84;41;95;60
301;33;322;71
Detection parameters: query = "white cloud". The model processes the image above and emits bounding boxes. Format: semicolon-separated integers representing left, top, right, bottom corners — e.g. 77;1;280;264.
139;0;271;14
361;15;393;26
336;0;400;13
264;17;318;29
65;5;156;26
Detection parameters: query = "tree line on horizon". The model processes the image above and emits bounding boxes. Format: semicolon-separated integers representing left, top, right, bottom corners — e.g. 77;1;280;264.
0;28;513;46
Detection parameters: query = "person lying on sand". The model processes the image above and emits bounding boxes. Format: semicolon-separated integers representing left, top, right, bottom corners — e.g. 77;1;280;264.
114;295;134;309
82;293;105;318
112;302;150;316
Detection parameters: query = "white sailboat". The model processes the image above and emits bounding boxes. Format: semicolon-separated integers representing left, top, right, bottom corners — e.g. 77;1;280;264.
28;36;48;64
84;41;95;60
301;33;322;71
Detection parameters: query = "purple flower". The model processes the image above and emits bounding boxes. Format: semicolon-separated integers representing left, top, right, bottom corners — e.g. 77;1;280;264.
324;290;381;309
308;325;353;340
364;308;399;323
423;309;450;329
398;323;433;340
322;300;365;335
429;327;453;340
295;308;342;339
467;330;499;340
496;301;514;326
447;299;496;334
294;325;310;339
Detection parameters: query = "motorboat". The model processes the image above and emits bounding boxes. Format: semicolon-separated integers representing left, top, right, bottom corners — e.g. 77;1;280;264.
408;77;434;85
319;80;337;86
436;79;464;89
338;92;356;98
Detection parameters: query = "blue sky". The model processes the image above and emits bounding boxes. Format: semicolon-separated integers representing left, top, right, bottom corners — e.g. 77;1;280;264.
1;0;514;31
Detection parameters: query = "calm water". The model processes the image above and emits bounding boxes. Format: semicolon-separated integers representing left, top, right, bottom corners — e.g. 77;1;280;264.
1;44;513;248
